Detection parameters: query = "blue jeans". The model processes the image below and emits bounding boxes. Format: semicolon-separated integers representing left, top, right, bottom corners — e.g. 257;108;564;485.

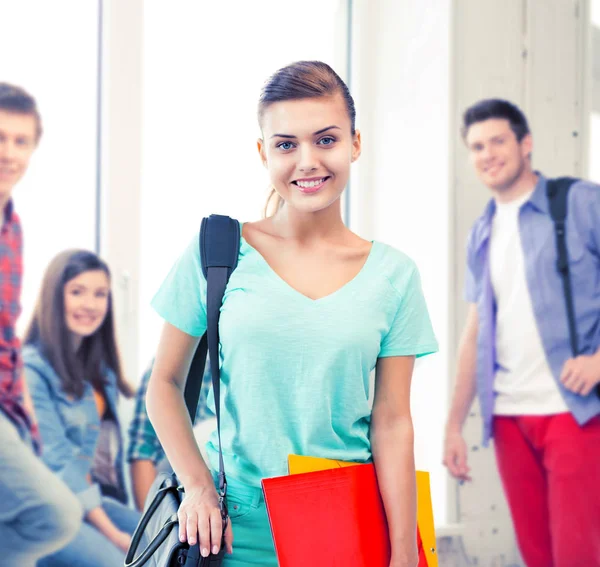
219;476;277;567
0;411;82;567
38;497;141;567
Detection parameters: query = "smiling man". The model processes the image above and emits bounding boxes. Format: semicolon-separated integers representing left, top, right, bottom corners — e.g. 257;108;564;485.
0;83;82;566
443;98;600;567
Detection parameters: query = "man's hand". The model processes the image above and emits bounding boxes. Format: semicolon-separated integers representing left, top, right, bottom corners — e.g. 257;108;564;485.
560;354;600;396
443;429;472;482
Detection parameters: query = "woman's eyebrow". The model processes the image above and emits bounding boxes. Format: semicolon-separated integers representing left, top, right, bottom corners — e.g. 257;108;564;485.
270;125;341;139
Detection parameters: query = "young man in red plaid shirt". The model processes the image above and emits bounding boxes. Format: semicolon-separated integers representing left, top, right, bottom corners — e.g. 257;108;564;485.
0;83;81;566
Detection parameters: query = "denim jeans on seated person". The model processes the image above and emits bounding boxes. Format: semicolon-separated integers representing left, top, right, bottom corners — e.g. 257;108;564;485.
37;497;141;567
0;411;82;567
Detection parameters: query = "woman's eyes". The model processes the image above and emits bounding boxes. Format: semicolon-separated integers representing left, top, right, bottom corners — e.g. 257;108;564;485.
318;136;336;146
277;141;295;151
68;289;108;298
276;136;337;151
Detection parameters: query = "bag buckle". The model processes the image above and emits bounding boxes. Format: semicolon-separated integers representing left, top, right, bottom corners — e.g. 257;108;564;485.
218;480;228;531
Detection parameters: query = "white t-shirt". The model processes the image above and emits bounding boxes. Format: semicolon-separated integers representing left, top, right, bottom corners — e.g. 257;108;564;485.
490;191;568;415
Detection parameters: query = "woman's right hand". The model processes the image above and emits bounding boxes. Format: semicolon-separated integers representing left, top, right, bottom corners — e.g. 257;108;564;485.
178;483;234;557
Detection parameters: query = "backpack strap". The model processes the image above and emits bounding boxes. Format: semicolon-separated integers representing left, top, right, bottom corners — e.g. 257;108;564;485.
182;214;240;524
183;215;240;421
546;177;579;357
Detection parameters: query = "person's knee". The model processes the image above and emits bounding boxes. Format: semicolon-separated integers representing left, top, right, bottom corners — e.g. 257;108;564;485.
27;487;82;550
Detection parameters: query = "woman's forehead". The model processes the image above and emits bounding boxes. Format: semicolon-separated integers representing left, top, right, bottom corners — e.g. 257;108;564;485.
262;94;349;135
66;270;109;287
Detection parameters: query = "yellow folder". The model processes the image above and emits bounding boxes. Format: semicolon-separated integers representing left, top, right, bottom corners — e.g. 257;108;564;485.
288;455;438;567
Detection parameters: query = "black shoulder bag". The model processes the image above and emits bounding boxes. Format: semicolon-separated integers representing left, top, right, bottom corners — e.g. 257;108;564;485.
125;214;240;567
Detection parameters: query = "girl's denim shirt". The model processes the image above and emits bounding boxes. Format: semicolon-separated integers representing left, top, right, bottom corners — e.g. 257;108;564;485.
23;344;126;513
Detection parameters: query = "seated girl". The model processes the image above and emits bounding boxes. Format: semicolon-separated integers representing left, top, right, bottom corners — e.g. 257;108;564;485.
23;249;140;566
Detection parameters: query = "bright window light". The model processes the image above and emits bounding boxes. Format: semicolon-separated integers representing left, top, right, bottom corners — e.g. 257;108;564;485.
0;1;99;336
140;0;348;367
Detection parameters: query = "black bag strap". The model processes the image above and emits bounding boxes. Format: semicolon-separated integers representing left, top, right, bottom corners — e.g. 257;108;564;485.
183;214;240;425
546;177;579;357
197;214;239;509
125;215;239;567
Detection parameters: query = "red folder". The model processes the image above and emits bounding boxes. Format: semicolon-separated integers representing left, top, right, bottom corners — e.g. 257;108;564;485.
261;463;392;567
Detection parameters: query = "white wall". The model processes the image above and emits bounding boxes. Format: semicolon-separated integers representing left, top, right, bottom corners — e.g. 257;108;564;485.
351;0;452;526
100;0;144;385
0;0;99;335
451;1;589;564
590;11;600;182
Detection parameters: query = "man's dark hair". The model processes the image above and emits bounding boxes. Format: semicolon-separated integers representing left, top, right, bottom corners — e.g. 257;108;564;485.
0;83;42;141
462;98;530;142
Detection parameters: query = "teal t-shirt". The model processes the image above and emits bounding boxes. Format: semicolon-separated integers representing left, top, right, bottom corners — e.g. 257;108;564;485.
151;228;438;487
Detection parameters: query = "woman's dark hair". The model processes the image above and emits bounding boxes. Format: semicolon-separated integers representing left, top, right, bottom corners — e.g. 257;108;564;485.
461;98;530;142
0;82;43;141
24;250;133;399
258;61;356;217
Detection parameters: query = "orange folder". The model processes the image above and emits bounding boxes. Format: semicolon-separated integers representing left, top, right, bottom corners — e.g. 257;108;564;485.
281;455;437;567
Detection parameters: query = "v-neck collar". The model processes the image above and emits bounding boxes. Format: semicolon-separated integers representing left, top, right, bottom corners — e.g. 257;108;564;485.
239;227;379;305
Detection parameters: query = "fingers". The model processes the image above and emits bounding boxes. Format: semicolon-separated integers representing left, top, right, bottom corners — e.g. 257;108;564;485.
561;363;584;394
178;505;230;557
209;508;223;556
444;448;471;481
457;452;472;481
560;356;600;396
560;358;574;382
198;512;211;557
187;512;199;547
178;509;188;544
444;453;460;478
563;375;584;394
580;381;595;397
224;521;234;555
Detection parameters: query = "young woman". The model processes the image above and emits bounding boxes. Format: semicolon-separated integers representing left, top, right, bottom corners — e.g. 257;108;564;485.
23;250;141;566
147;61;438;567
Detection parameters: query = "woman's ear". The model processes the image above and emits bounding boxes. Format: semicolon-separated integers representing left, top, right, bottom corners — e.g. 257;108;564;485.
257;138;268;168
351;130;362;163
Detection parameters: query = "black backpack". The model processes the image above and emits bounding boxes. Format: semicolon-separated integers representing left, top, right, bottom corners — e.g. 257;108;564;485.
546;178;600;398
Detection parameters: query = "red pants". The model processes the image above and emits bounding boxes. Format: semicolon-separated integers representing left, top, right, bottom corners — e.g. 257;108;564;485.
494;414;600;567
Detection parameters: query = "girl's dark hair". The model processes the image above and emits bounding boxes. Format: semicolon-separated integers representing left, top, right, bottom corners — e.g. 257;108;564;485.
0;82;43;141
258;61;356;217
461;98;530;142
24;250;133;399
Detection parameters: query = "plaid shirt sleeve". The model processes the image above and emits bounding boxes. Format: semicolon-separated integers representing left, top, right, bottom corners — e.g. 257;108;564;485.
127;362;164;464
0;204;41;453
127;356;215;465
197;357;215;421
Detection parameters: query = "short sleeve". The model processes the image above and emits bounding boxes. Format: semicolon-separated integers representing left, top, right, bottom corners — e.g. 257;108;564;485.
151;234;207;337
464;263;477;303
379;264;439;359
463;228;478;303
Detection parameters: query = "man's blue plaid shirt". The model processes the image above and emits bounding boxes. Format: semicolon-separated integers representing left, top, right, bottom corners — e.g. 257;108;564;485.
127;358;214;465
